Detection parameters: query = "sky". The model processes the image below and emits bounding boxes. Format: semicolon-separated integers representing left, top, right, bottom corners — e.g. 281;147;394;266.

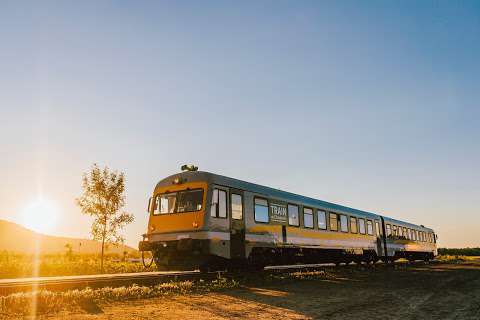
0;1;479;248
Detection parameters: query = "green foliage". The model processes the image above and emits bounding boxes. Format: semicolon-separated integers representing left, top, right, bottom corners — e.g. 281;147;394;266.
0;278;238;316
438;248;480;256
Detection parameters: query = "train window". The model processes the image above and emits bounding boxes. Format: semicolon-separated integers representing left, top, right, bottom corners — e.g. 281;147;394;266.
329;213;338;231
403;227;407;239
156;192;176;214
415;230;419;241
231;193;243;220
358;218;366;234
398;226;403;238
350;217;358;233
393;225;397;237
303;208;314;228
366;220;373;235
254;198;269;223
386;224;392;237
340;215;348;233
318;210;327;230
406;229;410;240
211;189;227;218
177;189;204;213
288;204;300;226
375;221;381;236
155;189;204;215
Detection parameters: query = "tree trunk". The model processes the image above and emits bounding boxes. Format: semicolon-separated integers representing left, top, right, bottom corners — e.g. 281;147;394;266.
101;214;107;273
101;235;105;273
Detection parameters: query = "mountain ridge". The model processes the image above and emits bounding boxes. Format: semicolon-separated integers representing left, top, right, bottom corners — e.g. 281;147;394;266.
0;219;137;255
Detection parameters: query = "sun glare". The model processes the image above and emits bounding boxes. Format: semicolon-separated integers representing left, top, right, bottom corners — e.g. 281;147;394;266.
20;198;59;234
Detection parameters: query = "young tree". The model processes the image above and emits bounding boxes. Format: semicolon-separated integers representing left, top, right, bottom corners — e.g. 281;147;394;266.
76;164;134;273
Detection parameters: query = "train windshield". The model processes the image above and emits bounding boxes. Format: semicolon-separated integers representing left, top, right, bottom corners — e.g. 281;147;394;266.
154;189;203;215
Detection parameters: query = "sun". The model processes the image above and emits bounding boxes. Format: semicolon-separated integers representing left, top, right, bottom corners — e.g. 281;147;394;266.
20;198;59;234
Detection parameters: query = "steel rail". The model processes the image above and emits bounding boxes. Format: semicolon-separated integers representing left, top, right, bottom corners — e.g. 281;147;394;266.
0;260;436;296
0;270;219;296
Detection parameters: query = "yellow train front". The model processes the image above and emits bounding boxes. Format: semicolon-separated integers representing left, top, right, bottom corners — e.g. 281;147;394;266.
139;168;438;271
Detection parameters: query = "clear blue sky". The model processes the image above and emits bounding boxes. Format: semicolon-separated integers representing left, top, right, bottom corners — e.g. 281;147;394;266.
0;1;479;248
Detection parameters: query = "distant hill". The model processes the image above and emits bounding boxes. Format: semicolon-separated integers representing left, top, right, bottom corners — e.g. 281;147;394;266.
0;219;137;255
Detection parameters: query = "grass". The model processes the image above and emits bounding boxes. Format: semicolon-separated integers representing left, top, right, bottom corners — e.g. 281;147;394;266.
0;277;238;316
0;251;153;279
435;254;477;264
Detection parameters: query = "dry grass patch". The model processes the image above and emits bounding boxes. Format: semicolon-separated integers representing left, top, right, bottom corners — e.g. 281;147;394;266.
0;277;237;317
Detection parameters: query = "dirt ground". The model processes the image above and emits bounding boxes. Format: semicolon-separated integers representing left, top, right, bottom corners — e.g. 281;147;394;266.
43;259;480;320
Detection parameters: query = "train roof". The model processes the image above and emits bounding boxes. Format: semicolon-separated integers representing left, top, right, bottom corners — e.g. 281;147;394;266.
155;171;434;232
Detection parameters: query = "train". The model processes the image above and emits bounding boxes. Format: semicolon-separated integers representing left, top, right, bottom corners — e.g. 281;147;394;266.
139;166;437;271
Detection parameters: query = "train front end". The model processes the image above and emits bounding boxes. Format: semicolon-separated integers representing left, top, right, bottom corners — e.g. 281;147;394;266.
139;170;210;270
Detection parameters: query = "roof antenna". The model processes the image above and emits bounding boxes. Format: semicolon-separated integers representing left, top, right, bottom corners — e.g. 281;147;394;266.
181;164;198;172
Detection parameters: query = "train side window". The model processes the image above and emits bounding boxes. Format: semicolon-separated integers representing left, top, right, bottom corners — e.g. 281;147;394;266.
254;198;269;223
350;217;358;234
318;210;327;230
366;220;373;235
406;229;411;240
386;224;392;237
288;204;300;226
398;226;403;238
375;221;381;236
415;230;419;241
303;208;314;229
393;225;397;237
403;227;407;239
231;193;243;220
340;215;348;233
210;189;227;218
329;213;338;231
358;218;366;234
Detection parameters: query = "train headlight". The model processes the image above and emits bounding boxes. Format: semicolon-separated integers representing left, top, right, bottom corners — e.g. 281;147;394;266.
192;221;199;228
150;225;156;231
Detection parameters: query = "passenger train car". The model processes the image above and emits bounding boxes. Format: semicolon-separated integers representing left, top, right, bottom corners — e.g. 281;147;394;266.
139;168;438;271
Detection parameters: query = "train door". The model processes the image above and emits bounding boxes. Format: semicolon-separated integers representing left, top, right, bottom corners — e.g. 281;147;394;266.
375;220;383;256
230;190;245;259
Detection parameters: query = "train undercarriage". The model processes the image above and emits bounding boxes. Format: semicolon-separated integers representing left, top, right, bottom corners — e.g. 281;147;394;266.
140;239;435;272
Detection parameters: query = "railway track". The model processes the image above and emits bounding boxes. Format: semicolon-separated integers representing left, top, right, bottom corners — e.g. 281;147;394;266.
0;260;435;296
0;270;214;296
